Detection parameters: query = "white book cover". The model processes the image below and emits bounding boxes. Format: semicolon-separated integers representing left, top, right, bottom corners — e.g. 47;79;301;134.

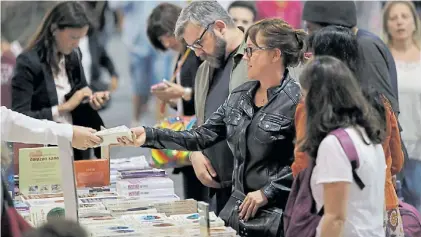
153;199;198;216
117;188;175;198
116;177;174;190
26;197;64;207
110;208;158;217
30;204;65;227
78;196;124;204
95;126;133;146
122;213;168;224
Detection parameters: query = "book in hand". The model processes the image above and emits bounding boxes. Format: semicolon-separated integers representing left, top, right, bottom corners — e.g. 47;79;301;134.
95;126;134;147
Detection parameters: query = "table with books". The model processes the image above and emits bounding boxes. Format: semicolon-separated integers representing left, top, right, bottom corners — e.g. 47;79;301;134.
11;152;238;237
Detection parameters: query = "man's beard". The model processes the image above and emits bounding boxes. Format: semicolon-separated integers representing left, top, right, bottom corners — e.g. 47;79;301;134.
200;35;226;68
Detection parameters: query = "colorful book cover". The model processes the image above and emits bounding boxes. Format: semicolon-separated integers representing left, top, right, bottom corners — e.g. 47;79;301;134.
18;147;62;195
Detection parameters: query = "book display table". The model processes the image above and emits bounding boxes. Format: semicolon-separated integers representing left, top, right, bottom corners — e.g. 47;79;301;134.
9;142;239;237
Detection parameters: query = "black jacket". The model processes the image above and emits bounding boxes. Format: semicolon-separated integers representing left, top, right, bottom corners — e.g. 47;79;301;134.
143;72;300;207
11;47;104;159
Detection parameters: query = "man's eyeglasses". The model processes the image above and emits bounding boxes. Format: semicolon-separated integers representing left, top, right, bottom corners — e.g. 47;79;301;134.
186;22;215;50
244;46;273;58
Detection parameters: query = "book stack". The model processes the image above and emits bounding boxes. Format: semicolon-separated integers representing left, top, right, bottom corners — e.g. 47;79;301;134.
110;156;150;187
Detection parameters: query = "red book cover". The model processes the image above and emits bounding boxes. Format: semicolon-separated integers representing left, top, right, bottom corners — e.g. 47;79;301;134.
74;159;110;188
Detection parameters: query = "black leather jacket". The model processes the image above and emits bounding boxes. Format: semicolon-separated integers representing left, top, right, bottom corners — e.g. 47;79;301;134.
143;72;301;207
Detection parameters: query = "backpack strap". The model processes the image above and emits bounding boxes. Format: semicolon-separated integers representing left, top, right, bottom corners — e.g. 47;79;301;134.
330;128;365;190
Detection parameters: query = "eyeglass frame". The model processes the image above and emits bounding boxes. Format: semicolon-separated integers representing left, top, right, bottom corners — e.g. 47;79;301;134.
186;21;215;50
244;46;274;58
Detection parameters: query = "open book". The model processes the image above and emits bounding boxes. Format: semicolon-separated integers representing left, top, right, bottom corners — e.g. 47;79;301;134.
95;126;133;147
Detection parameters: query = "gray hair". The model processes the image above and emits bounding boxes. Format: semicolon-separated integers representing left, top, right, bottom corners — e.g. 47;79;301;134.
174;0;235;39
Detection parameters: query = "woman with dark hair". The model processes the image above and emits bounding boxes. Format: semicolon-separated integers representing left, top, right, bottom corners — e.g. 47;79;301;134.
293;26;405;236
118;18;305;233
147;2;202;117
11;1;109;160
299;56;387;237
146;3;207;202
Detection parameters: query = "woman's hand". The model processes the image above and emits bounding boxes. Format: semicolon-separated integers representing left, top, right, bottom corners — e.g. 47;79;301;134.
239;190;268;221
117;127;146;147
59;87;92;113
71;126;102;150
89;91;110;110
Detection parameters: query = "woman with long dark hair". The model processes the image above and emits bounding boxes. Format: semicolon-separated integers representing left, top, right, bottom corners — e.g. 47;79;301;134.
299;56;387;236
11;1;109;160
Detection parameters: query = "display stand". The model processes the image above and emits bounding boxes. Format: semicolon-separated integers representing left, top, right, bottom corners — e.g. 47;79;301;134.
57;137;78;221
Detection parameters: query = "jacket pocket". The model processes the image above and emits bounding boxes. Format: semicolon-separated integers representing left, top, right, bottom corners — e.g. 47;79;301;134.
224;108;243;139
255;114;291;143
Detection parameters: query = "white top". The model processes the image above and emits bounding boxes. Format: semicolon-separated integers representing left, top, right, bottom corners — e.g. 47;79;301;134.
311;127;386;237
51;57;73;125
395;51;421;159
1;106;73;144
79;36;92;84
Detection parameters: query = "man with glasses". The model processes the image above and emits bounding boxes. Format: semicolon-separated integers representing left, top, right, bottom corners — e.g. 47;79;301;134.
174;0;248;214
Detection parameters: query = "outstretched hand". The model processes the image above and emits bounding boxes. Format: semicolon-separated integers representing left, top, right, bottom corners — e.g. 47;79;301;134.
71;126;102;150
117;127;146;147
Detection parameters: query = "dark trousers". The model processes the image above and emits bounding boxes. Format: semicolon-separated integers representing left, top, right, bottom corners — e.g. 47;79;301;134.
214;186;232;215
180;166;209;202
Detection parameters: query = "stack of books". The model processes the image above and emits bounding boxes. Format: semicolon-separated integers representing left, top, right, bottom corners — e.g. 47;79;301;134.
110;156;150;187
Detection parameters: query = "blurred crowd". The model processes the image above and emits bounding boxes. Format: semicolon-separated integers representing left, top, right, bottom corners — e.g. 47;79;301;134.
1;1;421;237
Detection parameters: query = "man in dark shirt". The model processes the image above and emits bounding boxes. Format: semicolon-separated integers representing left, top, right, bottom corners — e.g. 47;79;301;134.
302;1;400;115
174;1;248;214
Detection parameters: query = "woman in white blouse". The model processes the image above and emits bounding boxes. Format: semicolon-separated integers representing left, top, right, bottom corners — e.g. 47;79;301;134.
383;1;421;211
1;106;101;150
11;2;109;160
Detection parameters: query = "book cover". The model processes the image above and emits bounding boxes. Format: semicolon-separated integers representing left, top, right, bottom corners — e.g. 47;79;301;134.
118;169;167;179
116;177;174;190
30;203;65;227
95;126;133;147
18;147;62;195
74;159;110;188
117;188;175;198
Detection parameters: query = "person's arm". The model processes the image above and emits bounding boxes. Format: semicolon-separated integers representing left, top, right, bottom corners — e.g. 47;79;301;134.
96;37;118;78
320;182;350;237
292;99;309;177
316;135;352;237
387;103;404;175
1;106;72;144
142;101;228;151
11;54;54;120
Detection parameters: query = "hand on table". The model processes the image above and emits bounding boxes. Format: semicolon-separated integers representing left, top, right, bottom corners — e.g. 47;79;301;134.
117;126;145;147
71;126;102;150
239;190;268;221
190;151;221;189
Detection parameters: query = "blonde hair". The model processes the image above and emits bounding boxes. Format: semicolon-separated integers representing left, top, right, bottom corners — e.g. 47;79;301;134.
382;1;421;49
